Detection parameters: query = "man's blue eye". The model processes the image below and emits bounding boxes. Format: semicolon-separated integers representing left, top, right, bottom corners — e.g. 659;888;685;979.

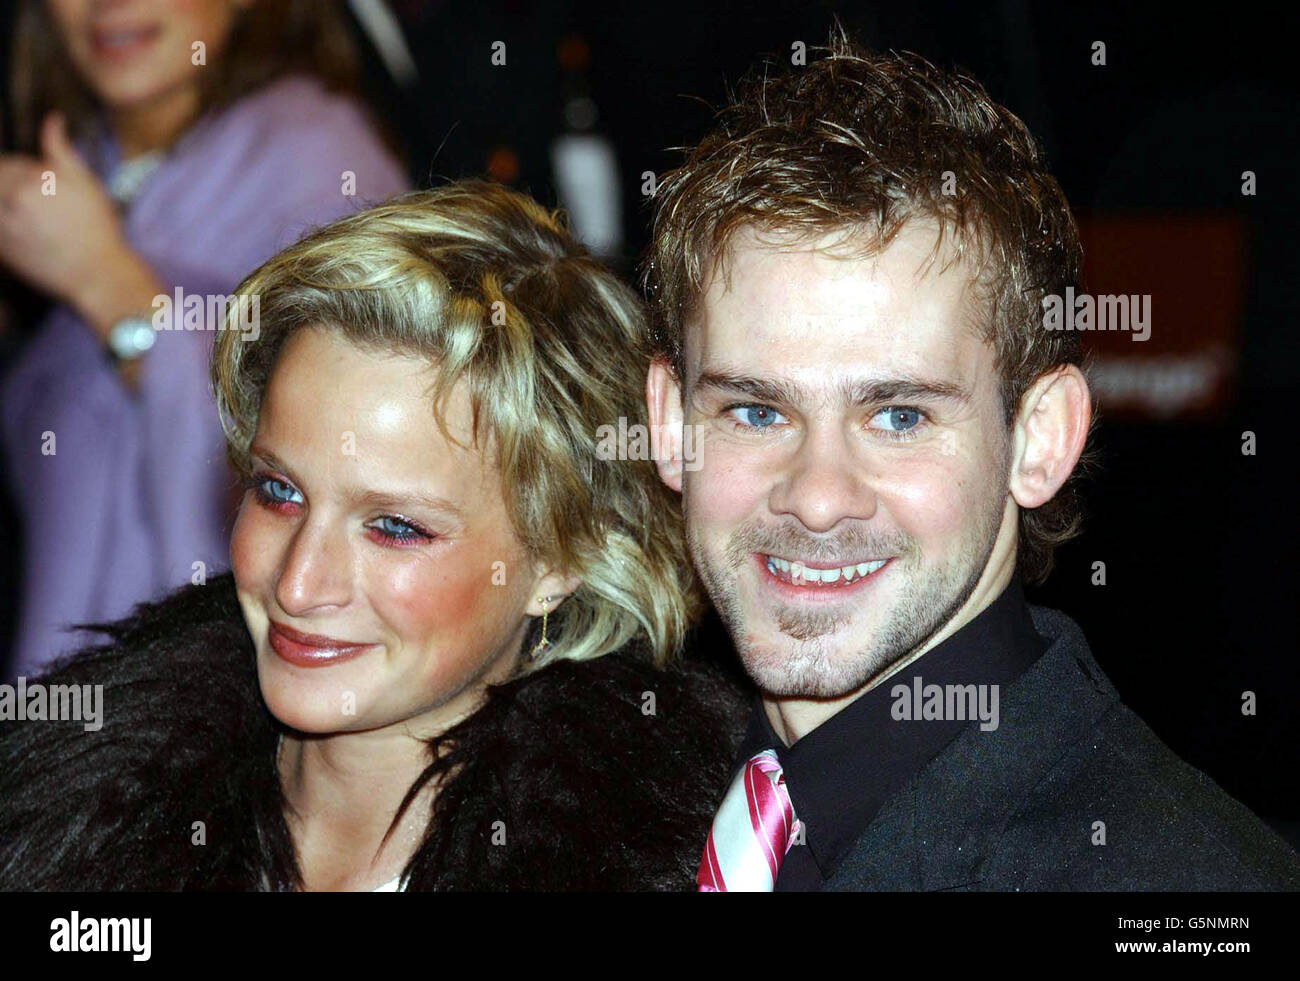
874;407;923;432
730;405;784;428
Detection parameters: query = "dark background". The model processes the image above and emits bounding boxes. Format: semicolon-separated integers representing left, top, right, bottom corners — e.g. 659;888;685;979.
391;0;1300;841
3;1;1297;841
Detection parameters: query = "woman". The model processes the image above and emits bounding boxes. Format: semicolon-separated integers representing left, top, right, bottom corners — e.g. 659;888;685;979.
0;0;409;677
0;180;747;890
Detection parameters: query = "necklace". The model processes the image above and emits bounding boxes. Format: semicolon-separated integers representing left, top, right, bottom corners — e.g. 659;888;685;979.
106;151;164;206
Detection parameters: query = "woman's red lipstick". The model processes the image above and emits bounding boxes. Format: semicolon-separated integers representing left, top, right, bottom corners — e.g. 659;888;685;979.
268;621;376;667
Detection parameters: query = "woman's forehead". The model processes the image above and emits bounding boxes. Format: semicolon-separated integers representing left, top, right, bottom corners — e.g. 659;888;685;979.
257;329;499;490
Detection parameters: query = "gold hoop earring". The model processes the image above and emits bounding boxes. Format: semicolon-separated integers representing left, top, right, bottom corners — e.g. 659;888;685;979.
529;596;553;661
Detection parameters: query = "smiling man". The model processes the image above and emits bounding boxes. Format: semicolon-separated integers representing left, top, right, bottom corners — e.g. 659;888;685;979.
643;34;1300;891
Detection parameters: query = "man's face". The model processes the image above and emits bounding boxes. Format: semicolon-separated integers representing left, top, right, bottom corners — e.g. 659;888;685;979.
674;222;1015;699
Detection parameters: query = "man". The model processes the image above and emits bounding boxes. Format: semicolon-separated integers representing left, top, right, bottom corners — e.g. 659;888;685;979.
641;33;1300;891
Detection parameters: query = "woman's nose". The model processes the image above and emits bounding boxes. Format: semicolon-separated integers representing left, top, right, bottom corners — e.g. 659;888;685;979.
274;521;354;616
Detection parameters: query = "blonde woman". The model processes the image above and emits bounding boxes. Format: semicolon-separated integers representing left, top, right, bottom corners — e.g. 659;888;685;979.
0;180;746;891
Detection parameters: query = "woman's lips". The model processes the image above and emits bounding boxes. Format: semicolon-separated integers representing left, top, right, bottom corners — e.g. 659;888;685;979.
268;621;377;668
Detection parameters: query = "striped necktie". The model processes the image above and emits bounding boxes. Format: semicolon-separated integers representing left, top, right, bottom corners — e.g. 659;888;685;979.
697;749;803;891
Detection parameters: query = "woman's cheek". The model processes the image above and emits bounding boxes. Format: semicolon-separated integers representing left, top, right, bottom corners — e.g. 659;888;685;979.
230;500;279;588
379;555;512;669
382;556;499;641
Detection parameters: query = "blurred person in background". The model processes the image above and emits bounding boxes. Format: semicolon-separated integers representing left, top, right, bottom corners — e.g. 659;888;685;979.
0;0;409;679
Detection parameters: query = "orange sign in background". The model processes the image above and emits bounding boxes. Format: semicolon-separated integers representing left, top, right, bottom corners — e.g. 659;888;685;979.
1073;212;1247;419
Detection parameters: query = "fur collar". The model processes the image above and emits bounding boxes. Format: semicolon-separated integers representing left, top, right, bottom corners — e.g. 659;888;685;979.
0;574;748;890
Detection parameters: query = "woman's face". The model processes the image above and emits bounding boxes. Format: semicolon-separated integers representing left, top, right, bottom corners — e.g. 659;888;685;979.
45;0;247;111
231;326;558;736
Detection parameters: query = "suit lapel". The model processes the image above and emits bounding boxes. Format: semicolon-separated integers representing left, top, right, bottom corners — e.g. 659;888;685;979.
822;605;1119;891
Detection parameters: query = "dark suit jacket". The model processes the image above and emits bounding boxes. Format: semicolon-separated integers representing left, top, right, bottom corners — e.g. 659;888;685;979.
823;604;1300;891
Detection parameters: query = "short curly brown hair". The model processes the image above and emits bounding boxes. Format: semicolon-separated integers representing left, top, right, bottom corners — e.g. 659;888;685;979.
641;27;1094;584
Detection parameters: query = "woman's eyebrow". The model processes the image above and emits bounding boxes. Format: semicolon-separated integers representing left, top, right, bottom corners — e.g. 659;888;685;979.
350;487;465;519
248;445;294;475
249;445;465;519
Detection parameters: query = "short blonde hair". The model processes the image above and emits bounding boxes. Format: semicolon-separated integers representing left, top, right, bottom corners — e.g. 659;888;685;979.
213;180;703;667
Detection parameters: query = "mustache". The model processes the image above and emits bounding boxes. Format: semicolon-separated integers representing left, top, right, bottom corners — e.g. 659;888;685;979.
723;519;912;567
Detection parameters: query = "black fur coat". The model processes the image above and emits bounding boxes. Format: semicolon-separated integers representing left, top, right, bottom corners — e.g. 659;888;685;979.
0;574;748;891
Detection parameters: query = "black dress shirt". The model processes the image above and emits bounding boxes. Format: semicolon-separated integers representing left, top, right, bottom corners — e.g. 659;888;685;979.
731;575;1051;891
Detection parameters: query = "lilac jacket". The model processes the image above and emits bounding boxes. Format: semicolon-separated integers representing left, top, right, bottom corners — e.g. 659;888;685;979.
1;75;410;678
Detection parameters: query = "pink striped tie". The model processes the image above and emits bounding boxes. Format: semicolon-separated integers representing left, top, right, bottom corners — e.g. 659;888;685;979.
697;749;803;891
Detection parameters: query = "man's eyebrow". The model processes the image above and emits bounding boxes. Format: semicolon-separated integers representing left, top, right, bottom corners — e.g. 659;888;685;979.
693;370;971;407
693;372;804;406
248;444;465;519
845;377;972;406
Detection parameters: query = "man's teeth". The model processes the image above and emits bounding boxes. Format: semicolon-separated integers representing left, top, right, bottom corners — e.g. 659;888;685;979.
764;555;887;584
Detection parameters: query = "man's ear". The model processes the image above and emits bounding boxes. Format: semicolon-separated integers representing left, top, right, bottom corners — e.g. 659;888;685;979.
646;357;686;493
1009;364;1091;509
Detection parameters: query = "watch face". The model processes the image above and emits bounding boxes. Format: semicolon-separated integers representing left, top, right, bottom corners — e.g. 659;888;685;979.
109;318;156;360
129;323;157;352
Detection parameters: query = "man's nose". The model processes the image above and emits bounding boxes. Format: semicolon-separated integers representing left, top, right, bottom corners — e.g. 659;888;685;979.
767;424;878;533
275;519;353;616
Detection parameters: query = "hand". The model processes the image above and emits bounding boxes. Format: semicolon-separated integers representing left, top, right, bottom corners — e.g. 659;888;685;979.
0;112;136;314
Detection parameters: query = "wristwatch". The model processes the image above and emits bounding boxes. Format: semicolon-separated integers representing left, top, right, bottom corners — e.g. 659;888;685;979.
106;316;157;362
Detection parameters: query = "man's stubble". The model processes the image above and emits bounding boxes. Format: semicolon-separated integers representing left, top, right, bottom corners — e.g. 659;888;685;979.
682;463;1008;700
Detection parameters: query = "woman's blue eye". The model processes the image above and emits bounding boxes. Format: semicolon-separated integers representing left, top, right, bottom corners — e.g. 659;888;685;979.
729;405;785;429
372;516;424;540
261;478;301;503
873;407;923;432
